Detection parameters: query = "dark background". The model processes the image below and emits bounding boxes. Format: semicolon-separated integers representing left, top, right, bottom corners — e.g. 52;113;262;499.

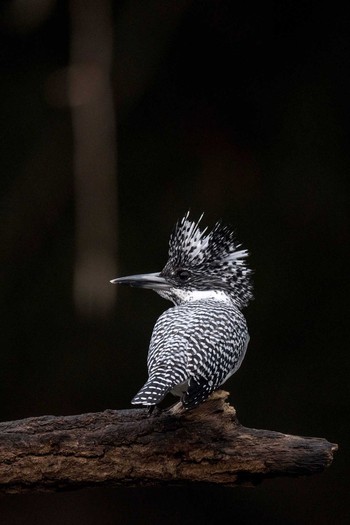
0;1;349;523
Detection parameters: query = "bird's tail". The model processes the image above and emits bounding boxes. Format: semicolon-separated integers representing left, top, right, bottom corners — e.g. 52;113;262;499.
131;375;174;406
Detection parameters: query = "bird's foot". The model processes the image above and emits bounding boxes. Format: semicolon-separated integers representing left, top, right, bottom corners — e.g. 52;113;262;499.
166;400;186;416
147;405;161;417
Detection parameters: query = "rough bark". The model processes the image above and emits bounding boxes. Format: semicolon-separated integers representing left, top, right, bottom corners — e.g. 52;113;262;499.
0;391;337;494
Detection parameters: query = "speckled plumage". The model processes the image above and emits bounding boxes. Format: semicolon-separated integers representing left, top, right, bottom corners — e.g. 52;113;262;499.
112;213;253;410
132;298;249;409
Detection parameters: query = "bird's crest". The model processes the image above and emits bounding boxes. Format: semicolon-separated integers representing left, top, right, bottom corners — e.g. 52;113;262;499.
164;212;253;308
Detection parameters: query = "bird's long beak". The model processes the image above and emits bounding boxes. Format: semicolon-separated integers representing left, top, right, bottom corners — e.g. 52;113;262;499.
110;272;171;290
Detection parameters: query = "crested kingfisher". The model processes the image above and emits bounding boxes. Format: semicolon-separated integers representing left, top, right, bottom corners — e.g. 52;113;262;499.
111;213;253;410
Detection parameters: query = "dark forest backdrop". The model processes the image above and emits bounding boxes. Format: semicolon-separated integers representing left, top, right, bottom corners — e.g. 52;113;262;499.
0;1;349;524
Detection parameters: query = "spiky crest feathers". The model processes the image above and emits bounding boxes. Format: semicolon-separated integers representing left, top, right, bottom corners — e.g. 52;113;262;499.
168;212;246;268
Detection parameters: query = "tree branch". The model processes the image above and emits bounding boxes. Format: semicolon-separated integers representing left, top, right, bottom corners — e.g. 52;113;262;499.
0;391;337;494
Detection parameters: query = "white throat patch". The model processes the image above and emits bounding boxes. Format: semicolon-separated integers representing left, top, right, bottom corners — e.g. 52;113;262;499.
157;288;232;305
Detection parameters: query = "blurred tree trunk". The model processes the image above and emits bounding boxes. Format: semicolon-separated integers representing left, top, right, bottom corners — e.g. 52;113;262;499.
70;0;118;318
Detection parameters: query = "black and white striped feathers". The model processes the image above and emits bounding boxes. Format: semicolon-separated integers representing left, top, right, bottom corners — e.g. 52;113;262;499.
160;212;253;308
111;212;253;410
131;298;249;409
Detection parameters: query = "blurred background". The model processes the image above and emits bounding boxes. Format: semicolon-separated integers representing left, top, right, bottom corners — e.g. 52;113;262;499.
0;0;349;523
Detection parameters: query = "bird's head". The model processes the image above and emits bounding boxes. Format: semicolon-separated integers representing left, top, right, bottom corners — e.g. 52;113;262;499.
111;213;253;308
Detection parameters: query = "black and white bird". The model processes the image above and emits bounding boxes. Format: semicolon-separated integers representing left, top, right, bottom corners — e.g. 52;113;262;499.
111;213;253;410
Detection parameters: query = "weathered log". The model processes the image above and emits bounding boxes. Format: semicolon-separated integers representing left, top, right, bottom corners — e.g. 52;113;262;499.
0;391;337;494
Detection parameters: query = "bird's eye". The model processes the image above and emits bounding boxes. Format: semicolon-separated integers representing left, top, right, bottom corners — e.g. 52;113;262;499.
176;269;191;281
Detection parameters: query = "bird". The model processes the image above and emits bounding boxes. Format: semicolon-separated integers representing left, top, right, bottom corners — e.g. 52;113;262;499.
110;212;253;411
